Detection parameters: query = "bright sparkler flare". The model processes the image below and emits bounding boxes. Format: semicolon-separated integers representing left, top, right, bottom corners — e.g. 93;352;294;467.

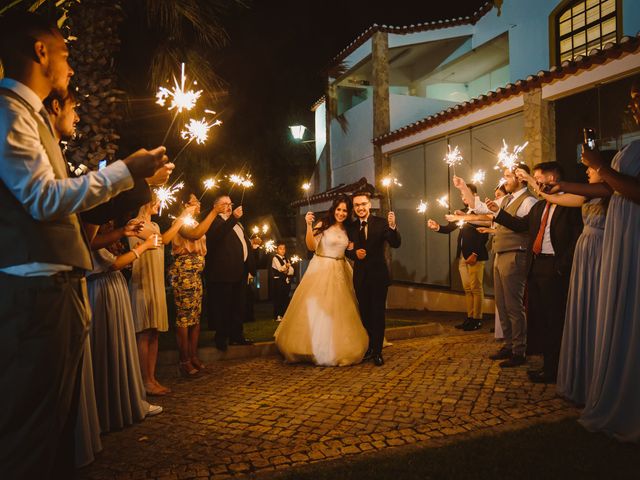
251;225;260;235
290;255;301;264
154;181;184;215
182;214;197;227
497;177;507;188
302;182;311;191
444;145;464;169
416;200;428;214
456;219;466;228
437;195;449;209
228;173;253;187
203;178;216;190
471;169;486;185
497;139;528;171
381;176;403;188
263;239;276;253
261;224;269;235
181;117;223;145
241;177;254;189
155;63;202;113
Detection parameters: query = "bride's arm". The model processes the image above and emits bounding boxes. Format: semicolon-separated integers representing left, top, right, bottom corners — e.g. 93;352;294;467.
305;212;318;251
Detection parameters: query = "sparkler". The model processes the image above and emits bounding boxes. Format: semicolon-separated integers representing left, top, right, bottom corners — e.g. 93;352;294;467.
289;255;301;265
154;181;184;215
198;177;218;201
180;117;223;145
169;213;197;227
263;239;276;253
444;145;464;175
261;224;269;235
156;62;203;144
456;219;466;228
471;169;486;185
302;182;311;210
227;173;254;204
437;195;449;210
381;176;402;211
416;200;428;214
496;139;528;171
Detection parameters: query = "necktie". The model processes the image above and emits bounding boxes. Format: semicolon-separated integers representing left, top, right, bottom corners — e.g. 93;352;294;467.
501;193;514;210
358;220;367;248
532;202;551;255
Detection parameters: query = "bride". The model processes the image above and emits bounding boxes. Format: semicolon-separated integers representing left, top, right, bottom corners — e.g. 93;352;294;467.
274;194;369;366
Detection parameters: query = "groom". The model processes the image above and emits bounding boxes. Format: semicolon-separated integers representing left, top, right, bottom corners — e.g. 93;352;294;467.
347;191;401;366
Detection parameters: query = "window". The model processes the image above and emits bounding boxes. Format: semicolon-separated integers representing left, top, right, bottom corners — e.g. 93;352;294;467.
557;0;617;63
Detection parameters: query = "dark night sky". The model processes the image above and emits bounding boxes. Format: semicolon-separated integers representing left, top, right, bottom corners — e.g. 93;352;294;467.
119;0;489;227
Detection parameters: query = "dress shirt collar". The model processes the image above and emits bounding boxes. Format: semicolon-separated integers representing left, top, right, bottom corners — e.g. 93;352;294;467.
510;186;529;201
0;78;45;113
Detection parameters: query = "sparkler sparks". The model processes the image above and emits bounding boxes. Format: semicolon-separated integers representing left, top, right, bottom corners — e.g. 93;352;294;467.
416;200;428;214
456;219;466;228
180;117;223;145
290;255;301;265
302;182;312;209
437;195;449;209
444;145;464;174
261;224;269;235
263;239;276;253
156;63;202;113
203;178;216;190
497;139;528;171
155;182;184;215
471;169;486;185
381;176;402;211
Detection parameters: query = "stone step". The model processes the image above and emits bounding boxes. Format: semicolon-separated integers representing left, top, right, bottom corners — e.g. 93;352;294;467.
158;322;444;366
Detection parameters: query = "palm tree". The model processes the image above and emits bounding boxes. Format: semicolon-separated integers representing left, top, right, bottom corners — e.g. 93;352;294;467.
1;0;245;168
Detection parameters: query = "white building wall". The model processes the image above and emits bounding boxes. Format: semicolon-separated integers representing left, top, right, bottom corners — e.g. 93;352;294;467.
330;98;375;186
314;101;326;161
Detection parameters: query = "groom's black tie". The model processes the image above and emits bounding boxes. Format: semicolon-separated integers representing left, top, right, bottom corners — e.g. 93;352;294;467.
358;220;367;249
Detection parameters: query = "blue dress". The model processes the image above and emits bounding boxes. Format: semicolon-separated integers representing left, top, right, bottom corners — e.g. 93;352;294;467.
579;140;640;441
556;198;606;405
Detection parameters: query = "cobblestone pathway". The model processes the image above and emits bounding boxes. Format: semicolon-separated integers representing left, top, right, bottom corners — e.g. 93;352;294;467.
79;331;579;480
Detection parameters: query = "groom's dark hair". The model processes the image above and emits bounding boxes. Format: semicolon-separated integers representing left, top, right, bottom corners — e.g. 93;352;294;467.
351;191;371;200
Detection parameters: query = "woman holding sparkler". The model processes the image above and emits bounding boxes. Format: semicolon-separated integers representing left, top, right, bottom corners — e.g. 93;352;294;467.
85;220;164;438
169;193;225;376
129;198;196;395
275;195;369;366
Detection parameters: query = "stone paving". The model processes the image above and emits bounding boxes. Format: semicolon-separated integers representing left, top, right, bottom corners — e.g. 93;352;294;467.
79;328;579;480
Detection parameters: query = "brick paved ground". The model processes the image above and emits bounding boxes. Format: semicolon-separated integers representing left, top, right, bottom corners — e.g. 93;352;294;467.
79;328;579;480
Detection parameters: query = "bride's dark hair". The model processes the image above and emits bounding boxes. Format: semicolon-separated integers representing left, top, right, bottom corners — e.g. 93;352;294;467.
313;194;353;235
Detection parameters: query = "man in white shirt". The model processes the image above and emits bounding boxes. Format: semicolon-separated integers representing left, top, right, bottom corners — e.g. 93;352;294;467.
271;242;294;321
0;12;170;479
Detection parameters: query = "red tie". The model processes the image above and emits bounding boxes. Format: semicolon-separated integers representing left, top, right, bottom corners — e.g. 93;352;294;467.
532;202;551;255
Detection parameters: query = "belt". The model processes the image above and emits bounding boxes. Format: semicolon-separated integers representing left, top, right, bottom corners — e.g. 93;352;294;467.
315;253;345;261
533;253;555;258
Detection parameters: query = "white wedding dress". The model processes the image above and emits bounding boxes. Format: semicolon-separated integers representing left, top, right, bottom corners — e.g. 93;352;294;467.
274;225;368;366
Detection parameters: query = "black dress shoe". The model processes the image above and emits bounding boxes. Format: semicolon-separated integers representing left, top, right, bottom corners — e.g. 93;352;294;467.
499;354;526;368
363;349;373;360
455;318;472;329
528;370;556;384
229;338;254;346
463;320;482;331
489;347;512;360
373;354;384;366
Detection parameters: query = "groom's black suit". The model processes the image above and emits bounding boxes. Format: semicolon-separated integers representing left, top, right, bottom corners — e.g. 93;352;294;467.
347;215;401;355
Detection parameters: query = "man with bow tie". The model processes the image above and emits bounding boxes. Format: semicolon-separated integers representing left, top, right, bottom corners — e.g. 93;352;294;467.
205;194;257;351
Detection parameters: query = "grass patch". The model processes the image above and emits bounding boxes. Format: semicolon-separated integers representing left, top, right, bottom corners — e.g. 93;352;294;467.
266;419;640;480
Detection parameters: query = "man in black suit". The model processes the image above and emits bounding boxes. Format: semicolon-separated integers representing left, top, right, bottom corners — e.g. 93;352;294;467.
347;191;401;366
205;194;256;351
428;183;489;331
487;162;583;383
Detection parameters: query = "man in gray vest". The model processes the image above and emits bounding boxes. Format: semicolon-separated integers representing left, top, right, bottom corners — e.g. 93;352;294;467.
456;166;537;367
0;12;169;479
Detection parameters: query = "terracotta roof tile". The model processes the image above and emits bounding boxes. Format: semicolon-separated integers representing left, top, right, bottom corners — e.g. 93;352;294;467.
329;2;494;67
374;33;640;146
290;177;378;208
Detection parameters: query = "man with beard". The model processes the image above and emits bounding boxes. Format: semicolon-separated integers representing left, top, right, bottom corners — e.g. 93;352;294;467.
0;12;168;479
